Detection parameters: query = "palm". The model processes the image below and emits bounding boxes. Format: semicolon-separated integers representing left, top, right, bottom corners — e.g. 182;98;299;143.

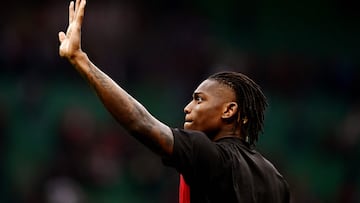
58;0;86;58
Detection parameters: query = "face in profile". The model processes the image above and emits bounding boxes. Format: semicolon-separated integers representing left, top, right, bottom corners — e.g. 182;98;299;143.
183;79;236;135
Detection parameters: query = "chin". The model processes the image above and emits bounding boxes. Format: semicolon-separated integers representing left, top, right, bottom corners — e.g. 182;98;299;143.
184;122;194;130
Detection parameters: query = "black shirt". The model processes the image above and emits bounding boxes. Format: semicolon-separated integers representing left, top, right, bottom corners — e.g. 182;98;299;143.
163;128;290;203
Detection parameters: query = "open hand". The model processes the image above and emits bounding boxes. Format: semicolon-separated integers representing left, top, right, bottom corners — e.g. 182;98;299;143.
58;0;86;59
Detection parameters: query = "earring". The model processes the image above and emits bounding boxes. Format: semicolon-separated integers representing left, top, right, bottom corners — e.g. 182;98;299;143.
243;117;248;124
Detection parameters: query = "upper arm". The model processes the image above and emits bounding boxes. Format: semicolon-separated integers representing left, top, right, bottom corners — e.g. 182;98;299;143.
127;109;174;157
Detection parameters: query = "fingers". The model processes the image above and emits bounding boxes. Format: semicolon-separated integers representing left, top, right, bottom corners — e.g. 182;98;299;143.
75;0;80;14
69;1;74;25
75;0;86;26
68;0;86;25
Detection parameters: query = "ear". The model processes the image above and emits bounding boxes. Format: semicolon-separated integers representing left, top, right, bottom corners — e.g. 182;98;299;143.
221;102;239;119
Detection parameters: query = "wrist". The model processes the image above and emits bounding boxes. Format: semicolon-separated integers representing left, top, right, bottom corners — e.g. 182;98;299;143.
69;50;87;64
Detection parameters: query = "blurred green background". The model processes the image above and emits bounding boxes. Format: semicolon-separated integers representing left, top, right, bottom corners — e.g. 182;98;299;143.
1;0;359;202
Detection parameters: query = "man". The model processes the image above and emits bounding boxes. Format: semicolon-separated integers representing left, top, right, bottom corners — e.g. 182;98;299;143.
58;0;290;202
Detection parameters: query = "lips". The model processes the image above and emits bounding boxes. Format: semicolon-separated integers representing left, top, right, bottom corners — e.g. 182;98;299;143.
184;118;193;125
184;117;192;123
184;116;193;129
184;121;192;125
184;120;192;129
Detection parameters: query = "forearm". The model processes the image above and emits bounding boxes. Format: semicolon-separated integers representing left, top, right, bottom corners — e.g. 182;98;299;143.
68;52;174;156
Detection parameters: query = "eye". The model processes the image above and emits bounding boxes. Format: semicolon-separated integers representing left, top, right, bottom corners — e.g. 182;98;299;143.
194;95;203;103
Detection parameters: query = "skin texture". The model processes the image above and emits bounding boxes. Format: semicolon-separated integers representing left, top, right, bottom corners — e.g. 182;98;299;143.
58;0;173;157
184;79;241;141
58;0;242;157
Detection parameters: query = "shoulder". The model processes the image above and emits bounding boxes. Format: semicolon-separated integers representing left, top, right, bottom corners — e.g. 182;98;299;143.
171;128;217;153
215;137;255;157
163;128;220;171
171;128;208;140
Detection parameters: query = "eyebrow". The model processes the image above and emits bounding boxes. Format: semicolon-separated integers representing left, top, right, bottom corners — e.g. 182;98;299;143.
192;92;203;98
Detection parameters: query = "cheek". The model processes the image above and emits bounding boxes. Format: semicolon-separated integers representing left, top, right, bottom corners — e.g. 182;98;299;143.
194;105;221;126
193;105;207;119
184;106;206;130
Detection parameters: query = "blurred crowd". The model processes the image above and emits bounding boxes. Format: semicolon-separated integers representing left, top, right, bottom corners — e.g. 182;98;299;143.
1;0;359;202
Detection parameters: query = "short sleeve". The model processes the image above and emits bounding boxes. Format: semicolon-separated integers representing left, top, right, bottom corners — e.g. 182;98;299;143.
162;128;221;185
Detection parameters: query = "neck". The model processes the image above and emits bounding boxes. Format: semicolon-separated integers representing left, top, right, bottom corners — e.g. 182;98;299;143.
211;124;242;141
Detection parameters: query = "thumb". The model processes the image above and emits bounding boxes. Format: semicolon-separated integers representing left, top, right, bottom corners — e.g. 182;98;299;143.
58;31;66;43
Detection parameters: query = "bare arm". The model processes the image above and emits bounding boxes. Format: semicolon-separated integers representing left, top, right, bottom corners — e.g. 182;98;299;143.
58;0;173;156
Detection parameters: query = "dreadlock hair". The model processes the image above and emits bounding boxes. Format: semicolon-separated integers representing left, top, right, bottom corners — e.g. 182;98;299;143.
208;71;268;145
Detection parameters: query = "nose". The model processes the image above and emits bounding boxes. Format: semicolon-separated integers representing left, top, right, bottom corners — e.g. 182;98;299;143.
184;101;192;114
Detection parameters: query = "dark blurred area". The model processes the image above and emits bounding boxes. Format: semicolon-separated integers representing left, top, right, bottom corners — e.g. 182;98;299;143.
1;0;359;202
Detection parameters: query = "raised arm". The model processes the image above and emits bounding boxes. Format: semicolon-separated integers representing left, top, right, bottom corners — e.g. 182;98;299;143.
58;0;173;156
